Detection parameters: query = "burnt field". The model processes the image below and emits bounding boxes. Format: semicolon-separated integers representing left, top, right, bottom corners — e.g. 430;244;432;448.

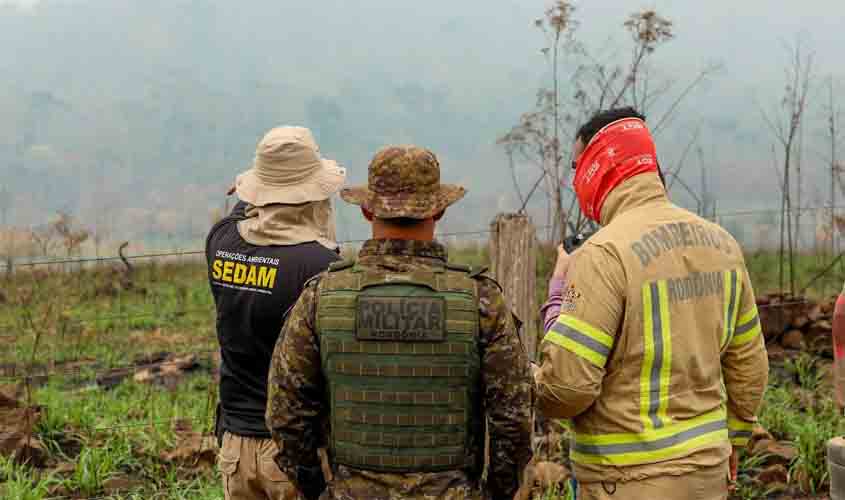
0;248;843;499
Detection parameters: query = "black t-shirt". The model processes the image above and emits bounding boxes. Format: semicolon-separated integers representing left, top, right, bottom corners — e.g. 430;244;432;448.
205;201;339;437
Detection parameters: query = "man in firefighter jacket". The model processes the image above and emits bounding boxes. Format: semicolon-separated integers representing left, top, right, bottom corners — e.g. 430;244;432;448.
535;108;769;499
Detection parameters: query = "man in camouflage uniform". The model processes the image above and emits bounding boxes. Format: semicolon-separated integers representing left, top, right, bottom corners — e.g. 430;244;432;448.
266;145;533;500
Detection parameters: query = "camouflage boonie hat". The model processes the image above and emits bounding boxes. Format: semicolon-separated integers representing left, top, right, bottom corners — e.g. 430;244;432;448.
340;145;466;219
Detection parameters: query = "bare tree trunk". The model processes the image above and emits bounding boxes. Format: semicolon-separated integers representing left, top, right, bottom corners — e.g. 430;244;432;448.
552;30;564;244
830;78;839;257
795;120;804;255
785;141;796;296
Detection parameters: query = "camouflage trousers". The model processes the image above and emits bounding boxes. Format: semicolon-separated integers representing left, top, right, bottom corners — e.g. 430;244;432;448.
577;462;730;500
218;432;303;500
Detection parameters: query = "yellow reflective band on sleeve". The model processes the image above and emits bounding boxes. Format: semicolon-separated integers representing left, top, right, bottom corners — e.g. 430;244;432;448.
727;416;754;431
545;315;614;368
727;417;754;446
737;307;757;327
721;270;741;350
729;433;751;446
641;281;672;431
571;407;727;467
557;315;614;348
731;307;761;347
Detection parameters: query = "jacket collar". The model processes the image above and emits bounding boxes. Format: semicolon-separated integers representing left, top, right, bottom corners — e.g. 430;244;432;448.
599;172;667;225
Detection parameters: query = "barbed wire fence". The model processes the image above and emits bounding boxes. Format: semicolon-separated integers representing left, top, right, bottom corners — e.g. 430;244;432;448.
0;205;842;498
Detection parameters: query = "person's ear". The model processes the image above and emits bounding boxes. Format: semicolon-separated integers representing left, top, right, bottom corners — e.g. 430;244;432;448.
434;210;446;222
361;207;374;221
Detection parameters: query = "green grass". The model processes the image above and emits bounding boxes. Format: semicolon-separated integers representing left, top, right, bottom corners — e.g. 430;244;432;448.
1;262;221;498
745;249;845;298
0;456;54;500
1;248;843;499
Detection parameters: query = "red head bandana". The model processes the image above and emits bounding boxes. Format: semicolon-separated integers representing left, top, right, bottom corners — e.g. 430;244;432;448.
573;117;658;222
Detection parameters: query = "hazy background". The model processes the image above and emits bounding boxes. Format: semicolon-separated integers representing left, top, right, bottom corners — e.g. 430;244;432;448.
1;0;843;251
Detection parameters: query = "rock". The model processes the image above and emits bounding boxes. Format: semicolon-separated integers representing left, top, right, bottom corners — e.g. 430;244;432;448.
781;330;805;350
822;298;836;316
791;314;810;330
767;343;786;362
751;439;798;466
747;424;774;452
808;319;833;337
806;320;834;358
756;464;788;485
103;475;145;493
808;304;825;322
758;295;809;341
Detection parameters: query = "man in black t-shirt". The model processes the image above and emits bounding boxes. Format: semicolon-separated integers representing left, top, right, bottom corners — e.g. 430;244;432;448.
206;126;345;500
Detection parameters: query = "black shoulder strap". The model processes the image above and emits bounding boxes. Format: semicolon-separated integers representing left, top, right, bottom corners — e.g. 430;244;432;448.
468;266;489;279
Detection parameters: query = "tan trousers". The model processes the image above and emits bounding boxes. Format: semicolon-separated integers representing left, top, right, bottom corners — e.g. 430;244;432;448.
578;462;730;500
218;432;303;500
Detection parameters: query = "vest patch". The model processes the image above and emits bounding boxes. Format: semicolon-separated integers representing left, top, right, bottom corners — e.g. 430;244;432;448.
356;296;446;342
211;254;278;294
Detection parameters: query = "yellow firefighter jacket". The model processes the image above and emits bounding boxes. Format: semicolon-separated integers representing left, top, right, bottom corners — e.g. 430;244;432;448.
535;172;768;483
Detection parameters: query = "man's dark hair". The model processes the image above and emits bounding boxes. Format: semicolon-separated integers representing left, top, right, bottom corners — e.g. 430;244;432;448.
575;106;665;187
575;106;646;145
378;217;426;227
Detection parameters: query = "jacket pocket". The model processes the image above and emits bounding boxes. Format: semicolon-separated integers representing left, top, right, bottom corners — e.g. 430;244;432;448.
259;438;291;482
218;433;240;477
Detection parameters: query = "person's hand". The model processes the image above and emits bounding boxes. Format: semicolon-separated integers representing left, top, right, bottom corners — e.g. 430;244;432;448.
530;361;541;380
728;446;739;491
553;244;571;279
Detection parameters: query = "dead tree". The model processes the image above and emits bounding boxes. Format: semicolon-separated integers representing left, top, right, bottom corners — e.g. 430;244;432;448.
498;4;716;244
118;241;134;290
51;212;90;273
824;77;843;256
30;225;55;258
759;40;813;296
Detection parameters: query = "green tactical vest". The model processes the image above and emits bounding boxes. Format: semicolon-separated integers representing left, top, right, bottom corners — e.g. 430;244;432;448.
316;260;482;474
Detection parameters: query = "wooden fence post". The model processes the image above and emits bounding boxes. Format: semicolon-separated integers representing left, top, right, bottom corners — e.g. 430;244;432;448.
489;213;538;360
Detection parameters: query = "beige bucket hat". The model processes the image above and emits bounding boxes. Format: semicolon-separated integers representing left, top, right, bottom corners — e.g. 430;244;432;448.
234;126;346;206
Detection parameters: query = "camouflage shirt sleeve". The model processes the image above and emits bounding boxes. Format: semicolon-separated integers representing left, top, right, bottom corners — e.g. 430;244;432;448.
266;277;326;486
477;276;533;500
